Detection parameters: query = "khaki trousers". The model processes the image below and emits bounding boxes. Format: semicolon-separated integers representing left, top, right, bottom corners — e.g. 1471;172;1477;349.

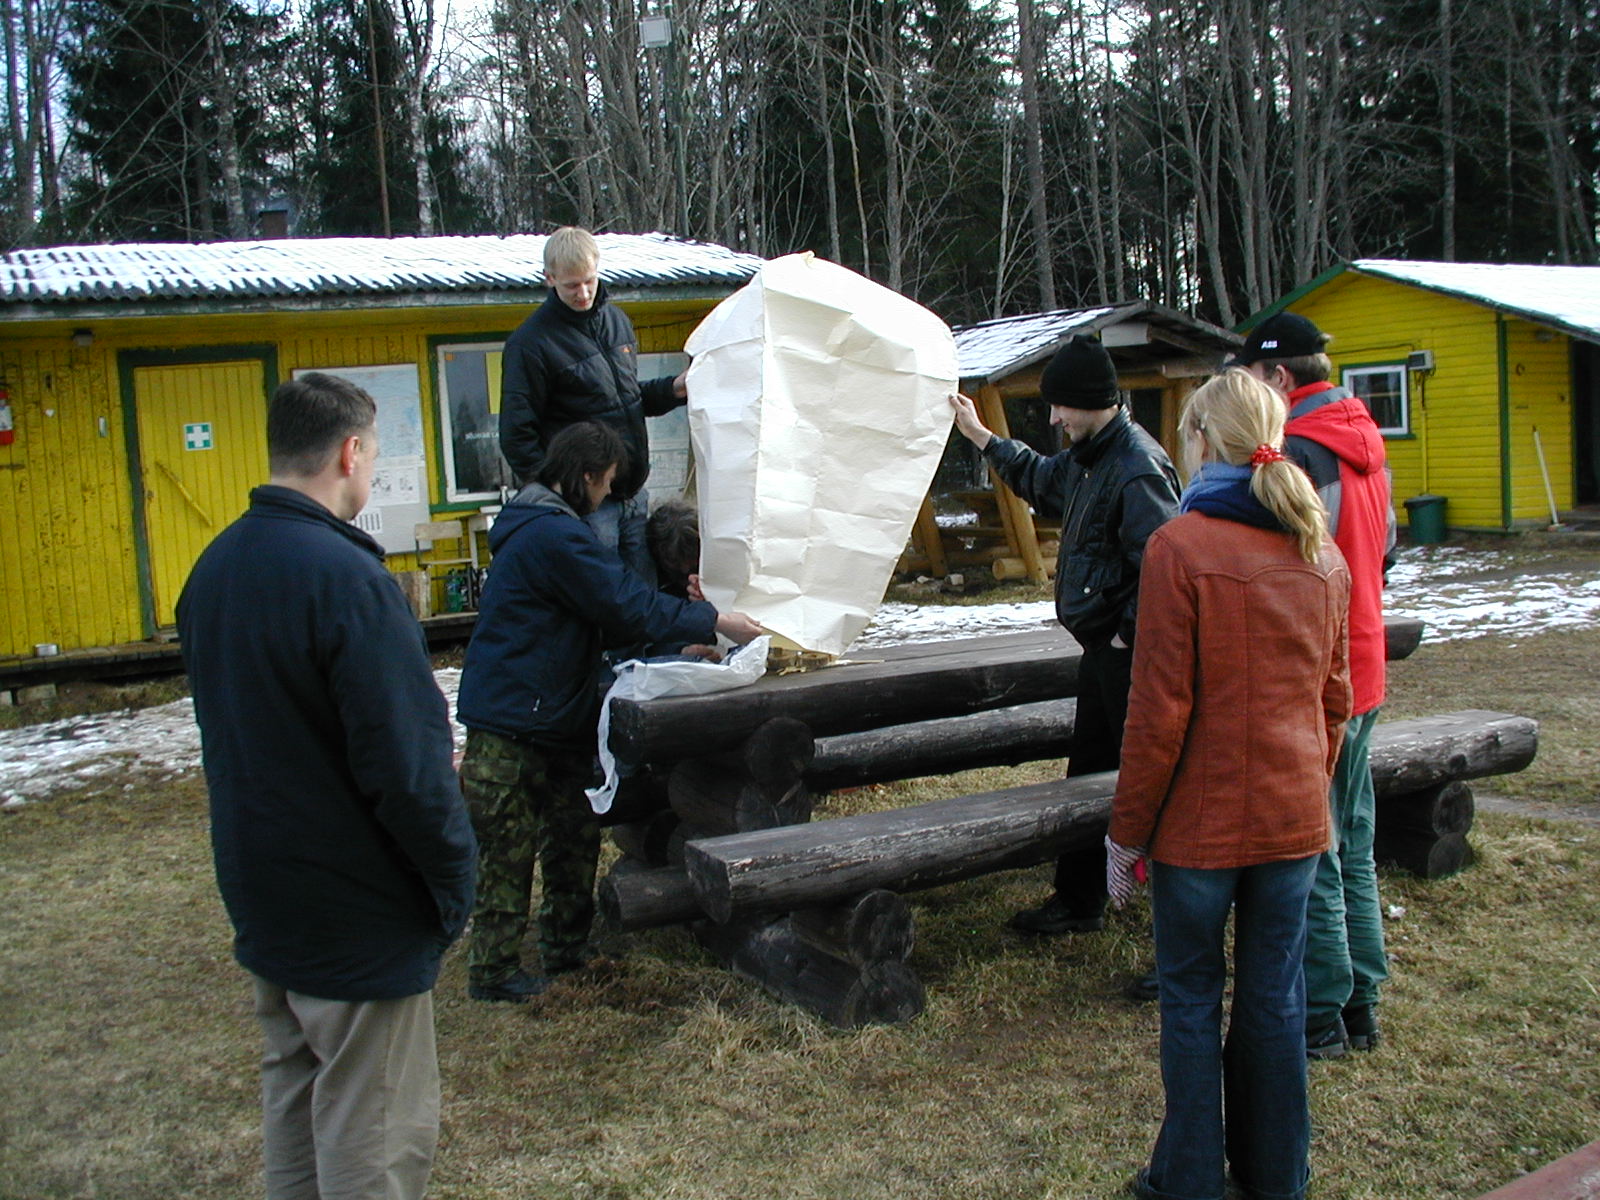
252;977;440;1200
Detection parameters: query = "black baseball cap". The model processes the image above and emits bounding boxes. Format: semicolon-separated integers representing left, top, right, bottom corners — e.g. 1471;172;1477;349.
1227;312;1328;367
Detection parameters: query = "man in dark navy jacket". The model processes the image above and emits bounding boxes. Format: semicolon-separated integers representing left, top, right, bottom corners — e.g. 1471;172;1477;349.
178;373;477;1200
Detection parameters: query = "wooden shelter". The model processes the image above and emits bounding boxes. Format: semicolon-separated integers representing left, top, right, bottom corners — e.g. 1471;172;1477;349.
0;234;761;659
1244;260;1600;533
908;302;1241;583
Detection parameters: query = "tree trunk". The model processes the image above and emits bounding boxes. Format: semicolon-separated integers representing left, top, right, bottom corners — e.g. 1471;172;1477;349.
204;0;248;239
1015;0;1055;309
1440;0;1457;260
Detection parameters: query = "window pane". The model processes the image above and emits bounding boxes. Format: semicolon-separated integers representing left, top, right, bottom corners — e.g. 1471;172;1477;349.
640;353;691;498
1347;368;1406;433
440;347;513;500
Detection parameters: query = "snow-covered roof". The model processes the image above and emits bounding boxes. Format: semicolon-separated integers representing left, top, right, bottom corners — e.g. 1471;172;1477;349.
955;307;1117;380
0;232;764;306
955;302;1239;382
1351;260;1600;342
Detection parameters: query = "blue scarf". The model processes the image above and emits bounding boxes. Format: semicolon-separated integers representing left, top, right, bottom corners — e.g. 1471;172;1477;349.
1179;461;1286;532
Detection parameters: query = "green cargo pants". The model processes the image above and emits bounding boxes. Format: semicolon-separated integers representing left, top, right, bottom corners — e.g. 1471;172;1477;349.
1303;707;1391;1028
459;728;601;983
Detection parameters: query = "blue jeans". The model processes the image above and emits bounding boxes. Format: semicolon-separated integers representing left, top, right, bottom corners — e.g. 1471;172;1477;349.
584;490;655;587
1144;855;1317;1200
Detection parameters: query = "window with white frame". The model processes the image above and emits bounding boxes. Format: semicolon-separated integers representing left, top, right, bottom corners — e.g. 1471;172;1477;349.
436;342;515;503
1342;364;1409;436
436;345;692;504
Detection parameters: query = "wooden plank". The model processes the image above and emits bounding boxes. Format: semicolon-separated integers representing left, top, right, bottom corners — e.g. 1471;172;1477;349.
685;710;1537;922
978;382;1048;584
1475;1137;1600;1200
608;628;1082;763
809;698;1076;791
685;774;1116;923
598;862;703;931
696;915;926;1029
1367;710;1538;795
804;619;1420;791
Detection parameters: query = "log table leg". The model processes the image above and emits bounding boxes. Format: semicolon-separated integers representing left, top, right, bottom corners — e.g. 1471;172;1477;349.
697;891;926;1029
1376;779;1477;878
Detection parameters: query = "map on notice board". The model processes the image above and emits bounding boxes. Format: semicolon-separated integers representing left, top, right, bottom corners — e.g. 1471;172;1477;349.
292;364;428;554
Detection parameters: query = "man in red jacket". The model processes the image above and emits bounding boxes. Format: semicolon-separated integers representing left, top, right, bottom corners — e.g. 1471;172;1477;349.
1233;312;1397;1059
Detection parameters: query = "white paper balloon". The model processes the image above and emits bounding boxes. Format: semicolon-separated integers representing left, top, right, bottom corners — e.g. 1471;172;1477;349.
685;253;958;656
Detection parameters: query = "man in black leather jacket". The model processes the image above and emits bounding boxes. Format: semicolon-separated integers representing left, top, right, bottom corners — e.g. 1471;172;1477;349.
950;334;1180;933
498;226;686;584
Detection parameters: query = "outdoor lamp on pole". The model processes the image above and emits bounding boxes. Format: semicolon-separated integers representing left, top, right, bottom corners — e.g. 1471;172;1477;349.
639;9;688;235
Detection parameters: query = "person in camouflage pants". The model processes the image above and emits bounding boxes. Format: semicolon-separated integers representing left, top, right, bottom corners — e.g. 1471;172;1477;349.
460;728;601;986
453;422;761;1004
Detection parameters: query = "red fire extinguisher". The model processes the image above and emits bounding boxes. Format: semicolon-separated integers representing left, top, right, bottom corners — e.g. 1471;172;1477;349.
0;380;13;447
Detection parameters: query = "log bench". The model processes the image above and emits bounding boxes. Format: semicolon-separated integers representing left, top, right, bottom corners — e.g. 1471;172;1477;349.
597;616;1519;1028
604;709;1537;932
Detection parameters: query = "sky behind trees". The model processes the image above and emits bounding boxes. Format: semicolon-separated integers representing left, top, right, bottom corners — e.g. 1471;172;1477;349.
4;0;1598;327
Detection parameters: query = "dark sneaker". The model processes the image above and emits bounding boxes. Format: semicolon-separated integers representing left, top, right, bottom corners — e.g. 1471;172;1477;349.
1342;1003;1381;1051
1008;894;1104;935
1123;969;1160;1003
1126;1167;1159;1199
1306;1015;1350;1060
469;970;551;1004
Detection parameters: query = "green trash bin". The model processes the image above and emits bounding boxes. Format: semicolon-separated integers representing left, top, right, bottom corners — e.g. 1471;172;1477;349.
1404;494;1447;545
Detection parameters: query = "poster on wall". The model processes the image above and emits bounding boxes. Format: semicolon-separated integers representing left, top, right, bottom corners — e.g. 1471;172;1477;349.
293;364;428;555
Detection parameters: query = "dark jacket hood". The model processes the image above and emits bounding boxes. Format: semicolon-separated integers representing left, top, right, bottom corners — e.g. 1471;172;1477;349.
488;483;578;554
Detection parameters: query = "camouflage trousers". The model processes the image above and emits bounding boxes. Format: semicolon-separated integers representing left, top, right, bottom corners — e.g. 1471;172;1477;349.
459;728;601;983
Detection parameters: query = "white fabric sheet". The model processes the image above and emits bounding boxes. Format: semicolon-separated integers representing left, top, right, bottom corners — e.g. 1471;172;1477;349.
684;253;958;656
588;636;772;814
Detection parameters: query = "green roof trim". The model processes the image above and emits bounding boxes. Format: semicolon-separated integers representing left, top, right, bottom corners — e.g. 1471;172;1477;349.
1233;263;1354;332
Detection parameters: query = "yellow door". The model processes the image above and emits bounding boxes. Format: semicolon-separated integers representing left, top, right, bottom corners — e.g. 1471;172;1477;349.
133;361;269;627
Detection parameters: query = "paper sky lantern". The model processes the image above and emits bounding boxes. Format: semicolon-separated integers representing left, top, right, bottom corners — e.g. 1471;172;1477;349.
684;253;958;656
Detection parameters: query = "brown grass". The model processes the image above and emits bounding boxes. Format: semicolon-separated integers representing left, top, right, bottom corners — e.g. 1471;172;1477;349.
3;623;1599;1198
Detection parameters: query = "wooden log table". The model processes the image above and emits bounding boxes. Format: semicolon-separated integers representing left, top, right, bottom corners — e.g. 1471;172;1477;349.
600;617;1435;1028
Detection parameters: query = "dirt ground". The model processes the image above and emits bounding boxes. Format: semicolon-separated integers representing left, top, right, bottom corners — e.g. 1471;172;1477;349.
3;544;1599;1199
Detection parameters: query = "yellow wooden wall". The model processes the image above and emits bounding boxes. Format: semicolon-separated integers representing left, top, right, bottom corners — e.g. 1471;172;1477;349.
1291;273;1574;531
0;298;717;657
0;341;143;654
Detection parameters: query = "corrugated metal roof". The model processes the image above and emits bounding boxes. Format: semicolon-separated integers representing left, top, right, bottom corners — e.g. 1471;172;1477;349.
955;302;1240;381
1352;260;1600;340
955;307;1118;380
0;232;764;305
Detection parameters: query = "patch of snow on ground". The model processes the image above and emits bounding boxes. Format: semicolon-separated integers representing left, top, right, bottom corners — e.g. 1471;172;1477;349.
3;545;1596;807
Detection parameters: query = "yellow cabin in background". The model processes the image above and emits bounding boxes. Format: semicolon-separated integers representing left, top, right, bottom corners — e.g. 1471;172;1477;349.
0;235;761;659
1245;261;1600;534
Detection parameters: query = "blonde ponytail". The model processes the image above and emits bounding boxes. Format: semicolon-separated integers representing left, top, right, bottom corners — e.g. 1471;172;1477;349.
1180;369;1329;562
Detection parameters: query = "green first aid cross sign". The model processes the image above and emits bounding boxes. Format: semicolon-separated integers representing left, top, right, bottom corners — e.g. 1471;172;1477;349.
184;422;213;451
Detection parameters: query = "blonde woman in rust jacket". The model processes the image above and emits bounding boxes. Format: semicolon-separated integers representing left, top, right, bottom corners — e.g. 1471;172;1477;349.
1110;368;1352;1200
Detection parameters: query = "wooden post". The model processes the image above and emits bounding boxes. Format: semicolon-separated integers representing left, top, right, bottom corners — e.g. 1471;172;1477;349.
911;496;949;578
599;862;704;931
977;382;1047;584
697;911;925;1029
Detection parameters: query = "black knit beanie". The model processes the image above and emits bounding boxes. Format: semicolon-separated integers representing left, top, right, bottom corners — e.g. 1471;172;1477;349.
1039;334;1120;410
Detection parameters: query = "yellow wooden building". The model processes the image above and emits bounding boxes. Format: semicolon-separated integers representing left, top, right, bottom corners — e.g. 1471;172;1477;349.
1245;260;1600;533
0;234;761;659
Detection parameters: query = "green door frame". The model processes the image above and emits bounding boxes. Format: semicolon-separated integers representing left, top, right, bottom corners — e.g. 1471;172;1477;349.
119;344;279;636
